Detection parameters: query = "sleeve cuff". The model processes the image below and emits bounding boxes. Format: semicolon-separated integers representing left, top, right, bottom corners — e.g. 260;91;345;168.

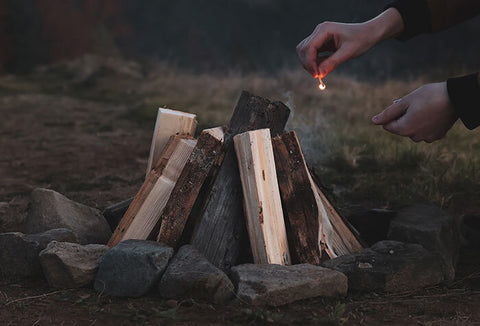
385;0;431;40
447;73;480;130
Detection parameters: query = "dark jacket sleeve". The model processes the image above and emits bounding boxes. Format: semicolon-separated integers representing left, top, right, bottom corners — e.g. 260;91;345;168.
447;73;480;130
385;0;480;130
386;0;480;40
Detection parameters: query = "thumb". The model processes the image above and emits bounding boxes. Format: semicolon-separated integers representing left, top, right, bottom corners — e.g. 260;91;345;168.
317;48;350;77
372;100;409;125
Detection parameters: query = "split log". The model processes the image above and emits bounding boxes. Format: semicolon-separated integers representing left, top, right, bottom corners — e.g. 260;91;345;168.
273;131;362;261
108;135;196;247
314;182;364;257
190;91;290;271
146;108;197;174
157;127;225;248
234;129;291;265
272;131;321;265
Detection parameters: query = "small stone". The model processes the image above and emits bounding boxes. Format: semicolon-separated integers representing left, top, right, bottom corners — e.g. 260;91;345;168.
0;228;78;279
25;188;111;244
165;299;178;308
231;263;347;306
358;262;373;269
39;241;109;289
387;204;460;280
322;240;444;293
94;240;173;297
158;245;234;304
102;198;133;231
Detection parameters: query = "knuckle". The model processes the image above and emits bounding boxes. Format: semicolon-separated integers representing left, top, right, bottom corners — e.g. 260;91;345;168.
320;21;332;29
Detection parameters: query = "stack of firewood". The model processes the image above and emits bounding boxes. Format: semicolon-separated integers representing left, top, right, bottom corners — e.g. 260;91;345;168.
108;91;363;270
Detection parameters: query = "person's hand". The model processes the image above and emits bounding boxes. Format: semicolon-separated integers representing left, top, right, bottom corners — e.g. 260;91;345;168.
372;82;458;143
296;8;404;78
296;22;375;78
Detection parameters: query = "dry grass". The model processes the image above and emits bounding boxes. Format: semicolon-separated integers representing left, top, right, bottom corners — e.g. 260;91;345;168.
2;60;479;215
123;65;480;215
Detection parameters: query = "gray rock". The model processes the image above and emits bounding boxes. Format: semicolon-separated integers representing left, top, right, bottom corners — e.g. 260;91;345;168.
387;204;459;280
39;241;109;289
94;240;173;297
231;263;347;306
0;228;78;279
322;240;444;293
102;197;133;231
158;245;234;304
25;188;112;244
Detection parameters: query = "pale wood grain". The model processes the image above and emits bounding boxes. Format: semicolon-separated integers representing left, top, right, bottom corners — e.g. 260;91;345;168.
190;91;290;271
234;129;290;265
146;108;197;174
108;135;196;247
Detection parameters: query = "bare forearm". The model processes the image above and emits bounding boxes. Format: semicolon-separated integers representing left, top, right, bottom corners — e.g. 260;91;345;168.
365;8;405;44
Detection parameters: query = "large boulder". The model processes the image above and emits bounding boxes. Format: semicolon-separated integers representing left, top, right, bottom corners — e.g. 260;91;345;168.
39;241;109;289
387;204;460;280
322;240;445;293
25;188;111;244
94;240;173;297
0;228;78;279
158;245;234;304
231;264;347;306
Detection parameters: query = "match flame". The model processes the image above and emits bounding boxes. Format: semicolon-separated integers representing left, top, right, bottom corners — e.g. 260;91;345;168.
317;77;326;90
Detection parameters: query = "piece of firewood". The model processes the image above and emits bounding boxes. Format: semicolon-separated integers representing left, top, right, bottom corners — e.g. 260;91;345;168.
108;135;196;247
146;108;197;174
157;127;225;248
314;182;364;257
272;131;321;265
234;129;291;265
190;91;290;271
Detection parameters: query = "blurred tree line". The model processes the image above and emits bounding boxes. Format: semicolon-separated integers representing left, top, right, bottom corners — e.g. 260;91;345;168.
0;0;479;79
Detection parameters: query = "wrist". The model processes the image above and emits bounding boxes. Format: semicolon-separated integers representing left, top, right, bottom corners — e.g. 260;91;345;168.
365;8;404;44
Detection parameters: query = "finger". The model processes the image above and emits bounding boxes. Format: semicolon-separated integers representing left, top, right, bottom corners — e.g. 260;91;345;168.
382;120;404;135
372;100;409;125
317;47;350;77
301;32;332;77
410;135;422;143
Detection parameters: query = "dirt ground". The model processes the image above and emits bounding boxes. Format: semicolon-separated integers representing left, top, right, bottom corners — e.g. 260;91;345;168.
0;70;479;325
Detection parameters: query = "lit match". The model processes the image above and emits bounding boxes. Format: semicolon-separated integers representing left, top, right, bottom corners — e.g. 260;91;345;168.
317;77;326;90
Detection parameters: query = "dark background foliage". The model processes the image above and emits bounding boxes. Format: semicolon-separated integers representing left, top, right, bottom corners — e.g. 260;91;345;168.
1;0;479;78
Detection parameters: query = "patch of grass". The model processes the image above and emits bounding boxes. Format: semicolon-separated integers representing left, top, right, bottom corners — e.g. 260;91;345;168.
3;60;479;215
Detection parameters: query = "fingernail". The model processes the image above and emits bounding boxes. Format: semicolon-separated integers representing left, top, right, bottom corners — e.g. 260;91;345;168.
372;115;379;122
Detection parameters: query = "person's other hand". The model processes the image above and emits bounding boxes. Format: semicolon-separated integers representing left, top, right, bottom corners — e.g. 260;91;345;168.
372;82;458;143
296;8;404;78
